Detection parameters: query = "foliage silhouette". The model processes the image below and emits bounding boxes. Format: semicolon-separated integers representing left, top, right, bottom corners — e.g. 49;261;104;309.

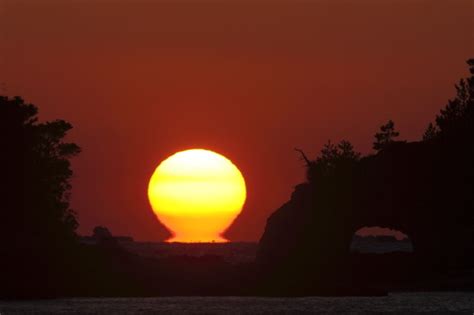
373;120;400;152
0;96;80;242
422;122;439;141
297;140;360;183
0;96;80;298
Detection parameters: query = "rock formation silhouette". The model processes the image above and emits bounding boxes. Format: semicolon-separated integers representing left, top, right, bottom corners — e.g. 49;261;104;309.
258;59;474;293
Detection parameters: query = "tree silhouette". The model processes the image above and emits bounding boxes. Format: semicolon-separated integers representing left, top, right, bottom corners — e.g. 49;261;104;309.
434;59;474;137
422;122;439;141
0;96;80;297
0;96;80;246
298;140;360;182
336;140;361;161
421;59;473;143
317;140;360;168
373;120;400;152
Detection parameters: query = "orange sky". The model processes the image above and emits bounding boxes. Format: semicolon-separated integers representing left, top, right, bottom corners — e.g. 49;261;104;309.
1;0;473;241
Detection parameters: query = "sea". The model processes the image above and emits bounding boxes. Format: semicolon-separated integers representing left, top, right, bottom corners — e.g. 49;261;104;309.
1;292;473;314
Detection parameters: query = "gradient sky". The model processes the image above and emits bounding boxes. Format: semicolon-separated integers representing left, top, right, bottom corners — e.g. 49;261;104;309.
1;0;473;241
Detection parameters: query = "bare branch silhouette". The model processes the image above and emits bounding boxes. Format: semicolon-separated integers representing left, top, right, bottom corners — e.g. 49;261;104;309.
294;148;311;167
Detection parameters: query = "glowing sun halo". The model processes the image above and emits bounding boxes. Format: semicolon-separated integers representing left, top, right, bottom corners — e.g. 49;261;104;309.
148;149;247;242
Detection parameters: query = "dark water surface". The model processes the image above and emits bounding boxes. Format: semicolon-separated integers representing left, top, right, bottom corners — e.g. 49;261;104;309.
1;292;473;314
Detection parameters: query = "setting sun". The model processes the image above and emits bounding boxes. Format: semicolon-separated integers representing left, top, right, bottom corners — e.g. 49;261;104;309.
148;149;246;242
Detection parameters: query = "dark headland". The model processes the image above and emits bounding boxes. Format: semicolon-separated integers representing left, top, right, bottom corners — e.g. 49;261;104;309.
1;59;474;299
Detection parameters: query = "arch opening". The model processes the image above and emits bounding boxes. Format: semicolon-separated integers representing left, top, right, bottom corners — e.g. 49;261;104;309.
350;226;413;254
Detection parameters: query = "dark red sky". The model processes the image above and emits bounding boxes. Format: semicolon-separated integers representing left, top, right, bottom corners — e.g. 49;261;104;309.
1;0;473;241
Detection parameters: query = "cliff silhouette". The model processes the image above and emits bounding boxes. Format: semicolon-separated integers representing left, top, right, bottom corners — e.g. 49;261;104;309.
257;59;474;294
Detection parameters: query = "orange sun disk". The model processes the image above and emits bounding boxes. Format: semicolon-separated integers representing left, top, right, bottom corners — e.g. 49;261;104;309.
147;149;246;242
